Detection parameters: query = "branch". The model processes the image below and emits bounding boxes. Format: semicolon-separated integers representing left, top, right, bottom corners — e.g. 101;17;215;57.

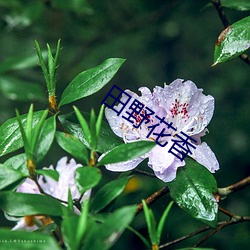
211;0;250;66
134;169;156;178
193;216;250;247
136;186;169;215
159;216;250;249
218;176;250;198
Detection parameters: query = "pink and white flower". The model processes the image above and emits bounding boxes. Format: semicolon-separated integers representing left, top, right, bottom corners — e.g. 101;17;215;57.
12;157;89;231
103;79;219;182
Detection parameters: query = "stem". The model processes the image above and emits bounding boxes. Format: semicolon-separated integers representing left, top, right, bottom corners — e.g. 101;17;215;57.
218;206;235;218
159;216;250;249
218;176;250;198
136;186;169;215
134;169;156;178
210;0;250;66
193;216;250;247
159;224;212;249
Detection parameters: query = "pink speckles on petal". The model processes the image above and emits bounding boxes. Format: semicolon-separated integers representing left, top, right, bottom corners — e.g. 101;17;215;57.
170;98;190;121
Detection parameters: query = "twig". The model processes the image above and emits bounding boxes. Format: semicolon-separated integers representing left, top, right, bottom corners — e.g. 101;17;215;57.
193;216;250;247
211;0;250;66
136;186;169;215
211;0;230;27
159;216;250;249
134;169;156;178
218;206;235;218
218;176;250;198
159;224;211;249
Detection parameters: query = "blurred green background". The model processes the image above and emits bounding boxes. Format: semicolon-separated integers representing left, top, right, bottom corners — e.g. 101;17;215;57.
0;0;249;249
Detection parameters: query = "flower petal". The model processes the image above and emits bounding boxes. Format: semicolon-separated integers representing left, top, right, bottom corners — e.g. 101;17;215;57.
189;142;219;173
155;79;214;135
148;145;185;182
16;178;40;194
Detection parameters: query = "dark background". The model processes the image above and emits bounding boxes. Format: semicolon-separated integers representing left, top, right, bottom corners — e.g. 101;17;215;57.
0;0;249;249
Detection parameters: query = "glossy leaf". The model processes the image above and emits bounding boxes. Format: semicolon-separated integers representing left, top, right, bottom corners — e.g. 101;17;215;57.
0;164;27;190
168;159;218;227
0;76;46;102
0;111;44;157
221;0;250;11
75;167;102;194
4;153;28;175
0;228;60;250
83;205;137;250
213;16;250;65
0;192;65;216
56;131;89;165
91;176;132;213
97;140;156;166
59;113;123;153
59;58;125;106
36;116;56;162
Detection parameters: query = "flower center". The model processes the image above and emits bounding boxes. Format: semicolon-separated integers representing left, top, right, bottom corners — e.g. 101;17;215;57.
170;99;190;122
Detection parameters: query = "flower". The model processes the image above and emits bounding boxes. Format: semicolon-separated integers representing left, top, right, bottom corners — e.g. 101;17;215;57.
11;157;90;231
103;79;219;182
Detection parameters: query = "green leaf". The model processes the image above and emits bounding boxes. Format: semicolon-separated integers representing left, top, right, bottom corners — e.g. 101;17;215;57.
168;159;218;227
0;164;27;190
0;111;44;157
76;201;89;248
56;131;89;165
142;200;157;245
73;106;91;147
97;140;156;166
213;16;250;65
157;201;174;244
4;153;28;175
0;192;65;216
221;0;250;11
0;76;46;102
90;109;97;150
59;58;125;106
30;109;49;158
83;205;137;250
91;176;132;213
62;201;89;250
62;215;80;250
59;112;123;153
0;228;60;250
36;116;56;162
75;167;102;194
36;169;59;181
96;105;105;140
35;40;50;91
